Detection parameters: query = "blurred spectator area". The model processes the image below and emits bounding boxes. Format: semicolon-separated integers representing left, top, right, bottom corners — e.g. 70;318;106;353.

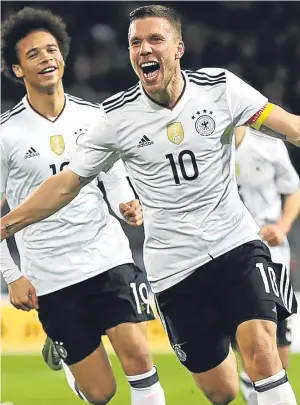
1;1;300;169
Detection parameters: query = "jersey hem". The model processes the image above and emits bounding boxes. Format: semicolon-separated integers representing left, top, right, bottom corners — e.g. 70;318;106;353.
150;234;261;293
35;257;134;296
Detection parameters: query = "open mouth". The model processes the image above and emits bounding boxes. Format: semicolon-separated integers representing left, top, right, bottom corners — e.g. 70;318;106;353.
140;62;160;80
38;66;57;75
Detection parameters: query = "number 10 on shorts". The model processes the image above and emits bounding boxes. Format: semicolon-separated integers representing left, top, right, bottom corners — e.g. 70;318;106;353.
256;262;294;313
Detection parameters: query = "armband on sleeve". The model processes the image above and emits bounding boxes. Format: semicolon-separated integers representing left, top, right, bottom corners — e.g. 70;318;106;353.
248;103;275;130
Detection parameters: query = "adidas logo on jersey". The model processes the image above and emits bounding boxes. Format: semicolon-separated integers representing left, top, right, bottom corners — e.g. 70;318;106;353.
24;147;40;159
137;135;154;148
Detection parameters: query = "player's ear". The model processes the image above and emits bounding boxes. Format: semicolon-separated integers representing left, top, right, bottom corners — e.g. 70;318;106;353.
12;64;24;79
175;41;185;60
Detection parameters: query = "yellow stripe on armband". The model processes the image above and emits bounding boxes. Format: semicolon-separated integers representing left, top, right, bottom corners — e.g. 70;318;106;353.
251;103;275;130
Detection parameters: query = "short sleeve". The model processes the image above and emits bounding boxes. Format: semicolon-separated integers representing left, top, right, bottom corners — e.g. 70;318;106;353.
225;70;268;127
68;109;121;178
1;140;8;198
274;141;300;195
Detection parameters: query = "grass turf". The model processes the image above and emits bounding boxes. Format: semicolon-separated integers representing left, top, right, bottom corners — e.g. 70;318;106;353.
1;353;300;404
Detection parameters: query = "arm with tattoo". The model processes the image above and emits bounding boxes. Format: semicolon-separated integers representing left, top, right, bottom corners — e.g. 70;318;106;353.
1;169;95;241
248;103;300;147
258;125;300;147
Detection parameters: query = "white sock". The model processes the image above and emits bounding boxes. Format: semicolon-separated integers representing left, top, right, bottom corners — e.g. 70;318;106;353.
126;366;166;405
240;370;258;405
254;369;297;405
62;361;89;402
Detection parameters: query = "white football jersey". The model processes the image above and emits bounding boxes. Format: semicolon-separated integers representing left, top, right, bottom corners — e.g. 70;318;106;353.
1;95;134;296
236;127;300;270
236;127;300;227
69;68;269;293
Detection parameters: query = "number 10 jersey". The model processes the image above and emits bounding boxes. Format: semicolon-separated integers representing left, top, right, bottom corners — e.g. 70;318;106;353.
69;68;269;293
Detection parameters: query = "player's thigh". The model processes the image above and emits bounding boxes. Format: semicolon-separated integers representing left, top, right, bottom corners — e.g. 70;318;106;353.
68;343;116;401
221;240;297;336
38;287;102;366
106;321;152;375
191;348;239;403
155;271;232;374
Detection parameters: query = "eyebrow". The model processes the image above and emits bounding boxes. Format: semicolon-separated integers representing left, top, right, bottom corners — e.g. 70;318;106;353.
130;33;164;42
25;43;58;57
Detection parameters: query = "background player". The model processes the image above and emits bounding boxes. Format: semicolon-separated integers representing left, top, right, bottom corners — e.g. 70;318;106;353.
235;126;300;405
0;8;166;405
1;5;300;405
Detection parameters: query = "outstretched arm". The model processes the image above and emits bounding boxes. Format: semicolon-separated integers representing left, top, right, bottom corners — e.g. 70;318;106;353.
0;169;96;241
248;104;300;146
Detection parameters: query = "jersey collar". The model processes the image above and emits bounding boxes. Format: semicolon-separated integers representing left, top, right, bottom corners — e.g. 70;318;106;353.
23;94;67;123
139;70;193;113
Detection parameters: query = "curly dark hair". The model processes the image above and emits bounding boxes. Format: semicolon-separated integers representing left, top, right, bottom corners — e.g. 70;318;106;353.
1;7;70;82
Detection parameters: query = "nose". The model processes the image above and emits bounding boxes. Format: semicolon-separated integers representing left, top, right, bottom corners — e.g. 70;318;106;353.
139;40;152;56
39;49;54;64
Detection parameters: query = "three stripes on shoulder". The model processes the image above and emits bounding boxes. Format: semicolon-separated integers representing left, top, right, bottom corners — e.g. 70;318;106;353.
102;70;226;114
186;70;226;86
1;101;25;125
102;84;141;114
1;72;226;124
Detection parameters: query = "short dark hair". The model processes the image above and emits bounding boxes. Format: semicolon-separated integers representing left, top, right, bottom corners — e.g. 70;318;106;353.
1;7;70;82
129;5;182;40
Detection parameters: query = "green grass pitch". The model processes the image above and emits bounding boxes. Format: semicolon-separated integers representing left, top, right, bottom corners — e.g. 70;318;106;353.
2;353;300;404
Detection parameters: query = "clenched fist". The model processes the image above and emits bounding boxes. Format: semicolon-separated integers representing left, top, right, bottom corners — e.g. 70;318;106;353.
119;199;143;227
8;276;39;311
260;224;286;247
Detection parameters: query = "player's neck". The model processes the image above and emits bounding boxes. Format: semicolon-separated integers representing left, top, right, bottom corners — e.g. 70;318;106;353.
26;82;65;120
147;66;185;109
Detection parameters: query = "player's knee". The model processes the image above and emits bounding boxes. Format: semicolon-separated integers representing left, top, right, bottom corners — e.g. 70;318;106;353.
205;389;237;405
120;337;153;374
203;383;238;405
123;349;153;375
84;383;116;405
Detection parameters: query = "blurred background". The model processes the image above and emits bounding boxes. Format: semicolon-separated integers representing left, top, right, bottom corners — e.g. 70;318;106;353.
1;1;300;404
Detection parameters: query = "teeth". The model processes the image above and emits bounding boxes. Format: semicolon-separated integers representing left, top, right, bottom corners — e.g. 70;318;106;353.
41;67;55;73
141;62;158;68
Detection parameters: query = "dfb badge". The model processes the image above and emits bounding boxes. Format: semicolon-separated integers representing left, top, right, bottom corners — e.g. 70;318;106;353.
54;341;68;360
173;343;187;362
192;110;215;136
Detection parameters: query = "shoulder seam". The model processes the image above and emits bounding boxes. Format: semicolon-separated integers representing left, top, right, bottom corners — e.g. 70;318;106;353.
1;101;24;120
103;90;141;114
102;84;139;108
189;78;226;87
0;106;26;125
186;70;226;80
67;95;100;109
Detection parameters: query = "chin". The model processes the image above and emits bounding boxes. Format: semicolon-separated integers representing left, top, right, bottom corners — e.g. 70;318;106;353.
40;78;61;90
144;82;164;95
